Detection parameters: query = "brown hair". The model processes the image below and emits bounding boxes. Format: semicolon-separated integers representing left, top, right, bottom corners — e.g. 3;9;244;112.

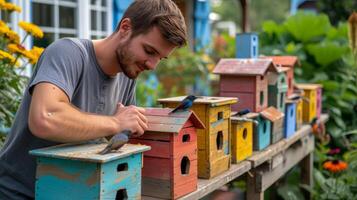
116;0;187;47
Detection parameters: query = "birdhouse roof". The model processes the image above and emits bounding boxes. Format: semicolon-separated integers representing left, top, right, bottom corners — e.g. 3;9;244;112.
295;83;322;90
144;108;205;133
29;143;151;163
260;107;284;122
158;96;238;107
231;112;260;119
262;56;300;68
213;58;278;76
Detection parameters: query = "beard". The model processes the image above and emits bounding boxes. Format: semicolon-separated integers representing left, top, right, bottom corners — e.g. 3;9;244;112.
116;40;140;79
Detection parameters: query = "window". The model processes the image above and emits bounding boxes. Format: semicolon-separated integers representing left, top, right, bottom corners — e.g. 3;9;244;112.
90;0;108;39
32;0;78;47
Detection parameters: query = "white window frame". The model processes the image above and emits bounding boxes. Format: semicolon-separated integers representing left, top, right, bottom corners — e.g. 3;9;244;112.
89;0;112;39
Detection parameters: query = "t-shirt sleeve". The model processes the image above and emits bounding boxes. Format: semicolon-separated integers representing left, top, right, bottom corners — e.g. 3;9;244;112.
29;39;84;101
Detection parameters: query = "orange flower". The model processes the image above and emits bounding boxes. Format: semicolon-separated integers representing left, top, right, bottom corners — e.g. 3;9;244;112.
323;160;348;173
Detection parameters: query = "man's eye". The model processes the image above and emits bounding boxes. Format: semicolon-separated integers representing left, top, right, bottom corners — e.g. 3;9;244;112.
145;49;155;55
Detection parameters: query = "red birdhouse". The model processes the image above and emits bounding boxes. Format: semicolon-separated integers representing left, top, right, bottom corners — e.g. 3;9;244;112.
129;108;205;199
213;58;277;112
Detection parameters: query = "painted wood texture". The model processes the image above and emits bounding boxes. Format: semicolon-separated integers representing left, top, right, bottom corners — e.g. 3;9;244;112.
295;84;322;123
34;145;145;200
263;55;299;97
130;125;198;199
261;107;285;144
159;97;235;179
285;102;297;138
219;75;268;112
213;58;277;76
296;99;303;129
254;116;271;151
231;118;253;163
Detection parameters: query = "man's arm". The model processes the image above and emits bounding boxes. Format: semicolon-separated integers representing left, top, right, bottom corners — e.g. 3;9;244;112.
28;82;148;143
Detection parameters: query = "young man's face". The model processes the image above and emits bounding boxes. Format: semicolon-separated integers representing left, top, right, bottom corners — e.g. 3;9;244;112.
115;26;177;79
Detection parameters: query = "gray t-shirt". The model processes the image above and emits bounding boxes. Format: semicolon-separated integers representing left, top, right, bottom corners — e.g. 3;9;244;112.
0;38;136;198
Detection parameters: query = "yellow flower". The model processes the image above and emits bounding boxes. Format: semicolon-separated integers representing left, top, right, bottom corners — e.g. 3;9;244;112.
0;20;7;27
7;43;24;54
0;49;15;64
18;21;43;38
0;2;21;13
5;29;20;44
30;46;44;57
22;50;37;64
0;25;9;35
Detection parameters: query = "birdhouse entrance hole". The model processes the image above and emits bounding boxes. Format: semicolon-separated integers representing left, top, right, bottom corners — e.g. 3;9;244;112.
117;163;128;172
217;112;223;121
182;134;190;143
180;156;190;175
242;128;247;140
216;131;223;150
116;189;128;200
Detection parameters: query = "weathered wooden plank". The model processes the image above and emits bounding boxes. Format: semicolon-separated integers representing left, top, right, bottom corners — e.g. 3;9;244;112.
248;114;328;167
299;152;313;200
30;143;150;163
254;134;315;191
179;161;251;200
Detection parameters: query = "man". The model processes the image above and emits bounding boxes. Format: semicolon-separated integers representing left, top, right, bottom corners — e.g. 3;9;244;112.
0;0;187;199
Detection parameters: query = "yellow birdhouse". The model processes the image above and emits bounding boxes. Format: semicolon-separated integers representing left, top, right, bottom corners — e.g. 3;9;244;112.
230;115;253;163
158;96;238;179
295;84;322;123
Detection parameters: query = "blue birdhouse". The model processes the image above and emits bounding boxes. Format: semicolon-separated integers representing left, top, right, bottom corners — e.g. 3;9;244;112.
236;33;259;58
284;100;297;138
30;143;150;200
245;112;271;151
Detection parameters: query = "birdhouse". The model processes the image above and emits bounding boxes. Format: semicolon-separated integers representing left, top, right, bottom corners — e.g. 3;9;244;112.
230;114;253;163
213;58;277;112
261;106;285;144
295;83;322;122
244;112;271;151
262;56;299;97
30;143;150;200
129;108;205;199
290;91;304;130
267;66;289;112
158;96;237;179
284;100;297;138
236;33;259;58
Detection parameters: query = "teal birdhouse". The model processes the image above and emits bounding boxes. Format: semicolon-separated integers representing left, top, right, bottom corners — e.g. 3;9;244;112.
261;106;285;144
267;66;289;112
245;112;271;151
30;143;150;200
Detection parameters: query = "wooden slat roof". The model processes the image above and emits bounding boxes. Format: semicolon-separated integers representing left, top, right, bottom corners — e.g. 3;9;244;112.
213;58;277;76
158;96;238;107
295;83;322;90
145;108;205;133
262;56;300;68
260;107;284;122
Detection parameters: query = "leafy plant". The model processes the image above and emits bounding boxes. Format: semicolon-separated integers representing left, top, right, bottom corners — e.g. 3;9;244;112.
0;0;44;148
260;11;357;199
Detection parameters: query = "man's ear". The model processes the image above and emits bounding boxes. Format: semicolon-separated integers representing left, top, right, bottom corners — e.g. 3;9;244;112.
119;18;132;36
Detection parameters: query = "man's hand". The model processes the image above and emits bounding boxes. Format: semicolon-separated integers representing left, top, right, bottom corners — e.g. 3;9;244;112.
113;103;148;137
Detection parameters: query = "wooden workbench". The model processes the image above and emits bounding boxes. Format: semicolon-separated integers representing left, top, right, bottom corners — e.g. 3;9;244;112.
143;114;328;200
